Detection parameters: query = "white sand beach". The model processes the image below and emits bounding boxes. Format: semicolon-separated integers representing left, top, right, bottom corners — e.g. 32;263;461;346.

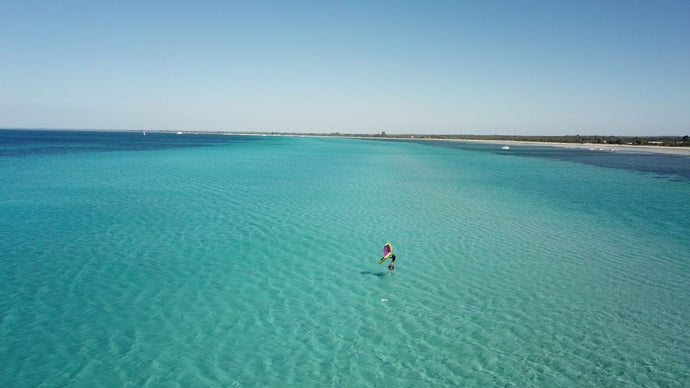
445;139;690;156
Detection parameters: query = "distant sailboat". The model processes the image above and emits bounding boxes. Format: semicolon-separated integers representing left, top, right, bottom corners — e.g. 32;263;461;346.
142;130;146;136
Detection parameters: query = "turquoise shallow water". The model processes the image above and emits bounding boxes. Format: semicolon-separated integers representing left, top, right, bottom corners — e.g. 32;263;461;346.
1;130;689;387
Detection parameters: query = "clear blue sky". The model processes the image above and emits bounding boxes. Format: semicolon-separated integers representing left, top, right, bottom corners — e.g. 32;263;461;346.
1;1;688;135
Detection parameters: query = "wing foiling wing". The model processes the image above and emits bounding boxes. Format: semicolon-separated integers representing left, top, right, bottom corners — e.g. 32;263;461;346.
379;243;393;264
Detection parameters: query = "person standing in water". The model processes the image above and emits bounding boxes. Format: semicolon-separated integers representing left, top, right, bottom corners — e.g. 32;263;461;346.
388;254;396;271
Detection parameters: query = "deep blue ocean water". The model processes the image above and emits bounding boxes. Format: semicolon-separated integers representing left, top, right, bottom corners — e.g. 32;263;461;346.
1;130;689;387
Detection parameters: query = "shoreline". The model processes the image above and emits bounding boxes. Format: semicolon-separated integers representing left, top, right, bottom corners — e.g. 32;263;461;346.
409;137;690;156
4;128;689;156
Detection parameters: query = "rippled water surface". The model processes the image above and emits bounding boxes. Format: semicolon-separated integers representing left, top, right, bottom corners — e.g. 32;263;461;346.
1;130;689;386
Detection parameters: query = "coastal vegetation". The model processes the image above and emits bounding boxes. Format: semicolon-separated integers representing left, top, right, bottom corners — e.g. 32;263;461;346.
261;131;690;147
330;133;690;147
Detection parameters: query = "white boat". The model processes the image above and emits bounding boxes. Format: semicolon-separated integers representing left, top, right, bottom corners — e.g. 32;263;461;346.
501;146;510;150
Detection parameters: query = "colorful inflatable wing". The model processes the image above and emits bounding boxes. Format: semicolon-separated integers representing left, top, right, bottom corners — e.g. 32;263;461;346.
379;243;393;264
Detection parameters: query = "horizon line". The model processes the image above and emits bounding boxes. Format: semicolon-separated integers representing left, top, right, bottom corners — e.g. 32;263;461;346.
1;127;688;138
